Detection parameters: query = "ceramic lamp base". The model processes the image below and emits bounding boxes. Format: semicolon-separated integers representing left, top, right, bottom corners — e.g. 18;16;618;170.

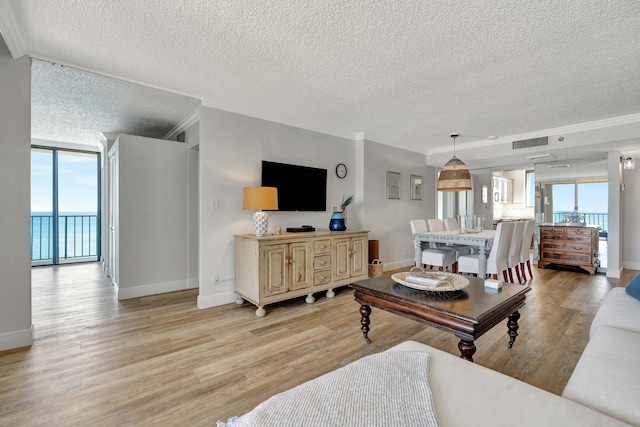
253;210;269;236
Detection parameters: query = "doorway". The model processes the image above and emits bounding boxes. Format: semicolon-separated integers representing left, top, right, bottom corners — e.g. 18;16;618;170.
30;146;101;266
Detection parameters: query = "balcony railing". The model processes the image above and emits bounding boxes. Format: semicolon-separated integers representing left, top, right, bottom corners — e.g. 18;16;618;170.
552;212;608;236
31;214;99;263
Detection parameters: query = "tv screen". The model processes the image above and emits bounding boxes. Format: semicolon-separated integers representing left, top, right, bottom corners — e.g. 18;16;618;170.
261;161;327;211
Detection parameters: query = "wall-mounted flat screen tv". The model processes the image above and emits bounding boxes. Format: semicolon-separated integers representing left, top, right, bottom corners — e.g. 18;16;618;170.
261;161;327;211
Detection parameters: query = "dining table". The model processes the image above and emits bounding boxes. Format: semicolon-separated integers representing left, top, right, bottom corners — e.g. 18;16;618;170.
413;229;496;277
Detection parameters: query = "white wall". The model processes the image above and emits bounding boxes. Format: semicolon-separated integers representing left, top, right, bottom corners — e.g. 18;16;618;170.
622;160;640;270
198;106;357;308
362;140;434;271
0;40;32;351
185;122;199;286
114;134;193;298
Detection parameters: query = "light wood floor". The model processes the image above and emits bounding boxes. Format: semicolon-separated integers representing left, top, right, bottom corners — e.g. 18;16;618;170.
0;263;636;426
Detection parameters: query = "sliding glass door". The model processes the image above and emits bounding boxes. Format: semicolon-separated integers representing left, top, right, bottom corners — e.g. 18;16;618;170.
30;147;101;265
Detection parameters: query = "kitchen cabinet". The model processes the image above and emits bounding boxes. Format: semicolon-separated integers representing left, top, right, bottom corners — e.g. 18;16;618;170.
538;225;599;274
235;230;369;316
493;176;514;204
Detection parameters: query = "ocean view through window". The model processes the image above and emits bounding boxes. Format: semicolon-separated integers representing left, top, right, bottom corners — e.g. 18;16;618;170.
31;147;100;265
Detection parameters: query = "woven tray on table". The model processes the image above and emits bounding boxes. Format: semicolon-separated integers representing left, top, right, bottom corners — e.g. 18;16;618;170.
391;267;469;292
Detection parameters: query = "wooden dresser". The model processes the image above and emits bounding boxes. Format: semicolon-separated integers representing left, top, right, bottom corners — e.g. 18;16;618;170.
235;229;369;316
537;225;599;274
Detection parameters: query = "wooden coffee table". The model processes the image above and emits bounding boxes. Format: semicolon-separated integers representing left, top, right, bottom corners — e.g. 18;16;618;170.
350;274;531;361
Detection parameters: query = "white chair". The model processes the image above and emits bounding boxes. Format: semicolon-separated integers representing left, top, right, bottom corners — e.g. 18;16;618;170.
507;221;526;283
410;220;457;273
458;221;514;280
427;218;472;256
443;217;459;231
519;220;536;281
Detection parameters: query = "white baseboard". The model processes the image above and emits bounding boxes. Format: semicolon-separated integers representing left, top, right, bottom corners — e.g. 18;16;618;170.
197;291;238;309
117;278;193;300
382;258;415;272
187;278;199;289
0;325;34;351
606;266;623;279
623;261;640;271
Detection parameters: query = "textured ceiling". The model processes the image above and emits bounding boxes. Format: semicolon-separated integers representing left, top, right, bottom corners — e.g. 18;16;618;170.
31;59;200;146
4;0;640;162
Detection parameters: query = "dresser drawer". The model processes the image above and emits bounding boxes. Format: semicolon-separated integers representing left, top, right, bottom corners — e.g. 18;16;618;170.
565;253;591;264
565;228;593;237
541;227;565;237
314;239;331;254
314;270;331;285
313;254;331;270
563;243;592;253
541;250;566;261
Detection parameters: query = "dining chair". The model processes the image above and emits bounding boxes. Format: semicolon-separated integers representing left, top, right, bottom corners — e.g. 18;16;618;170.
519;220;536;281
507;221;526;283
457;221;514;280
410;220;458;273
427;218;472;256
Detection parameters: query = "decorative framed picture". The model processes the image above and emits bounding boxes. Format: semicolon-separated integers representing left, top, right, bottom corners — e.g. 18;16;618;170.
386;171;401;199
481;184;488;204
410;175;422;200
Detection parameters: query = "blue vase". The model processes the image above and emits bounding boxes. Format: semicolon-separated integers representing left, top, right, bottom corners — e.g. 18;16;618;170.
329;210;346;231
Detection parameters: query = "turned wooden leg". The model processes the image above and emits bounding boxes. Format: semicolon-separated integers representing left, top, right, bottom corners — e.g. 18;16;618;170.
515;267;522;283
508;268;514;283
458;338;476;362
507;310;521;348
503;271;509;282
526;260;533;278
305;294;315;304
520;263;527;281
360;304;372;344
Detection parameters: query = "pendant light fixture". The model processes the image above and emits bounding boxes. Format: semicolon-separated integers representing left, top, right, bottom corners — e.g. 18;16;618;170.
437;133;472;192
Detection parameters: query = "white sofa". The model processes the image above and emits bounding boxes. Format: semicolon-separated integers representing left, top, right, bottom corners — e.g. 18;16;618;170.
562;287;640;426
229;286;639;426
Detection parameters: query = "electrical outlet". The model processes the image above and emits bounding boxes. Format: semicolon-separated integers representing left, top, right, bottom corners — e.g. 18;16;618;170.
213;275;220;285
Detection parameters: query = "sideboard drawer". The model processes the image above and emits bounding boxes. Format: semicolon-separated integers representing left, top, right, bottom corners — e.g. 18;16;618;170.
313;254;331;270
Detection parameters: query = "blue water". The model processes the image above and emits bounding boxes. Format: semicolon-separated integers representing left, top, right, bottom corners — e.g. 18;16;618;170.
31;212;99;261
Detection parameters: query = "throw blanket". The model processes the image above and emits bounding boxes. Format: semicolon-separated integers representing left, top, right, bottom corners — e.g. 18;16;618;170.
226;351;439;427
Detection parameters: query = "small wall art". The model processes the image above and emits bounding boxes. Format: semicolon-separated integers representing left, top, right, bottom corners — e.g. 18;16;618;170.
387;171;401;199
410;175;422;200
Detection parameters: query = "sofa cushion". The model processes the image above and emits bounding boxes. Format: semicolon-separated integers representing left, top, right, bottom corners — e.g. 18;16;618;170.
562;326;640;426
389;341;626;426
625;273;640;300
590;287;640;338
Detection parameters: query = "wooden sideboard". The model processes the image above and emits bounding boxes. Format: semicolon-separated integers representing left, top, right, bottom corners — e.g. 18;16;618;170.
537;225;599;274
235;230;369;316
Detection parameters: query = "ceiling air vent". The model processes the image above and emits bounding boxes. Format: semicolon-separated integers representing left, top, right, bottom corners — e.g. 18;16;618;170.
512;136;548;150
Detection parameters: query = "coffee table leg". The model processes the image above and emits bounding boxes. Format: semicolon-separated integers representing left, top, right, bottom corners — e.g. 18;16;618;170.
359;304;372;344
458;338;476;362
507;310;521;348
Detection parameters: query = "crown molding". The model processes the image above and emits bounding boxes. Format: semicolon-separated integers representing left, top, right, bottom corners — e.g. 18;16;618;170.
163;107;200;140
0;0;28;58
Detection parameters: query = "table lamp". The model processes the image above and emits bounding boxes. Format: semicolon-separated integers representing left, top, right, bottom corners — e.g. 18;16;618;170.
243;187;278;237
